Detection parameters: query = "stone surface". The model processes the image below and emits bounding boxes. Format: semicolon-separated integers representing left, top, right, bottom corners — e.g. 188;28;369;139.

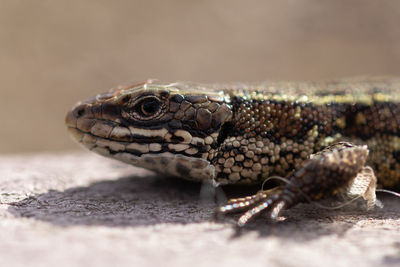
1;151;400;267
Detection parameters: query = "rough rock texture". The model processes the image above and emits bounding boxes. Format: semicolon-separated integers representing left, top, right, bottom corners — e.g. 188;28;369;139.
1;151;400;267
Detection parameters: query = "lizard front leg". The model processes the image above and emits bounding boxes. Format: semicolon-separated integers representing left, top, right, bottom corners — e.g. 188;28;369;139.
217;142;378;226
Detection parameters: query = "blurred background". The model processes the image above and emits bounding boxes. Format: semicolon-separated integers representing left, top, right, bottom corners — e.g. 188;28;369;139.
1;0;400;154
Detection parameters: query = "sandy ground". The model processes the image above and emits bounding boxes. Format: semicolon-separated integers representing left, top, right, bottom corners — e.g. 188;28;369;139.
1;151;399;267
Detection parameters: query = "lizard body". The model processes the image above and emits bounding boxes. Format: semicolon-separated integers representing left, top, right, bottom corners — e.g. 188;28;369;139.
66;78;400;225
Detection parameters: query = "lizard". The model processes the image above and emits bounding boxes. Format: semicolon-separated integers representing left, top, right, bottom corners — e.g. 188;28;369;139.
65;78;400;226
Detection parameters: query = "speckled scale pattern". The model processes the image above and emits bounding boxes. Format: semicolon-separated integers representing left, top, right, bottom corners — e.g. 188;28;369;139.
209;81;400;191
211;96;341;184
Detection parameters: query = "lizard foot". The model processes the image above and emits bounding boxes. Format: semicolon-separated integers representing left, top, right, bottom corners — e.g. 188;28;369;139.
216;142;376;227
217;186;292;226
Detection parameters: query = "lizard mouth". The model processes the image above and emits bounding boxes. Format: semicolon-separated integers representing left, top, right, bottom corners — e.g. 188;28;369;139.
66;106;217;182
67;124;207;158
66;125;216;182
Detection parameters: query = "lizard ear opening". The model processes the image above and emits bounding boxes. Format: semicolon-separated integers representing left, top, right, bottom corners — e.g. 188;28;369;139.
216;122;234;147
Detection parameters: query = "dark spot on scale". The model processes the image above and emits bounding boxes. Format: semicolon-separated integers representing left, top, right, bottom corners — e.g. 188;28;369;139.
170;135;184;143
176;163;191;176
189;120;198;129
198;145;207;153
145;158;155;164
172;94;184;103
102;103;120;120
168;120;182;129
91;105;102;118
125;149;142;156
217;122;233;146
182;124;191;131
160;157;169;166
392;150;400;162
160;90;170;99
120;95;131;104
130;133;164;143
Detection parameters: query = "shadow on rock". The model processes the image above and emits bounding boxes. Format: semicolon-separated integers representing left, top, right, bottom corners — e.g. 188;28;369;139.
8;174;218;227
221;194;400;241
8;174;400;238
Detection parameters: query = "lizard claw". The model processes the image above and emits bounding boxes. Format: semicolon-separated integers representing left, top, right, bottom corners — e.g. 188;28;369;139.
216;186;290;226
236;196;285;227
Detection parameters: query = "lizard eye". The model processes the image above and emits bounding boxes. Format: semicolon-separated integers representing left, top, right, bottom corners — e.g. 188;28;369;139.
135;96;162;117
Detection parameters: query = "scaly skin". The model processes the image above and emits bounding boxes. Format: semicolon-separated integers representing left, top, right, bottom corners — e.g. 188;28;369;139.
66;78;400;225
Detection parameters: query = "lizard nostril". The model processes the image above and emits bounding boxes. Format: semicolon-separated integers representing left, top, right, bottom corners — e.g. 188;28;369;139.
75;106;86;118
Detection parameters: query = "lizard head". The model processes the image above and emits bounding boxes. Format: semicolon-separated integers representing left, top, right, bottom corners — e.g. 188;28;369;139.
66;80;233;182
